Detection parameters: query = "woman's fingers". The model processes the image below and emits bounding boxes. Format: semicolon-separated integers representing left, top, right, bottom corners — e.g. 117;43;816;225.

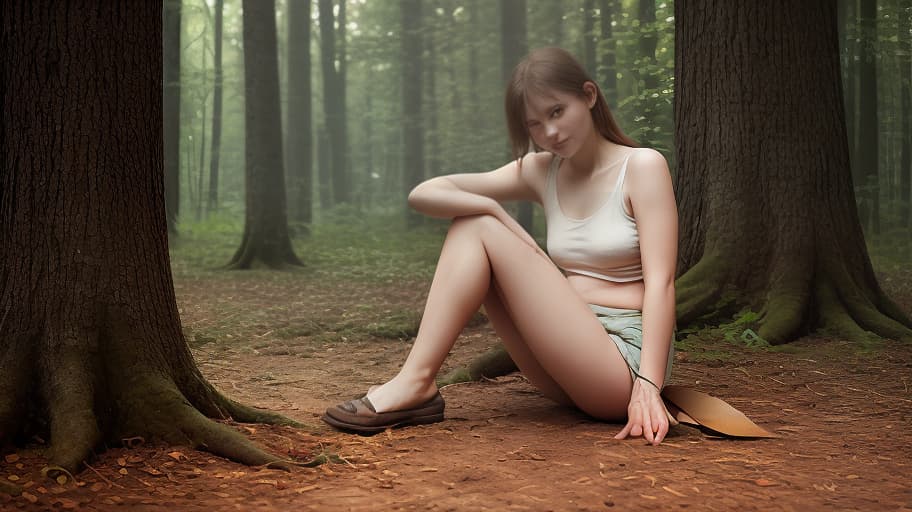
614;420;633;440
642;408;655;444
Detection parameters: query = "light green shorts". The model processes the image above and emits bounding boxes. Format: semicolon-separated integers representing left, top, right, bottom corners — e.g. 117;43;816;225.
589;304;674;388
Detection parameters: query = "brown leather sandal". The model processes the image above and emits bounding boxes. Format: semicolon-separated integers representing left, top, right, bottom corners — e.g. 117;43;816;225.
322;392;445;434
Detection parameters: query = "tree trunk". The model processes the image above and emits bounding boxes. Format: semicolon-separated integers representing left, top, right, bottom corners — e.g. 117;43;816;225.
599;0;618;108
229;0;302;269
638;0;658;93
426;7;441;178
500;0;533;232
401;0;425;228
674;0;910;344
582;0;597;76
468;0;481;134
0;1;294;477
839;0;858;186
163;0;181;235
318;0;350;205
287;0;313;227
899;0;911;228
857;0;880;233
196;34;207;222
208;0;224;215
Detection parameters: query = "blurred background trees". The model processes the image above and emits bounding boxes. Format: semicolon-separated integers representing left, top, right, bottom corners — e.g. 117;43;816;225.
168;0;909;261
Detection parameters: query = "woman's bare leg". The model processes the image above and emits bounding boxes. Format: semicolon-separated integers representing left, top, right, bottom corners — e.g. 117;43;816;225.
367;214;633;419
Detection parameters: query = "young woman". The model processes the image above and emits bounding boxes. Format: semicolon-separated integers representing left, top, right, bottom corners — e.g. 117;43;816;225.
324;47;678;445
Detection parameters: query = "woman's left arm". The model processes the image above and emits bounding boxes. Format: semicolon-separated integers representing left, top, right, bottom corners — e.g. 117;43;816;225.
614;148;678;444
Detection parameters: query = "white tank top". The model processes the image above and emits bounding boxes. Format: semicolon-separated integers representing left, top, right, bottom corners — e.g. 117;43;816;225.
543;151;643;283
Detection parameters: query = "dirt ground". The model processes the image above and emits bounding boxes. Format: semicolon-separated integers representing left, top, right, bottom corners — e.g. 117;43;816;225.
2;272;912;511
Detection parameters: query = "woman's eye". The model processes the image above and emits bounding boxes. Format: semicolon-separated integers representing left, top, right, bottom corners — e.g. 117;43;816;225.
551;108;563;118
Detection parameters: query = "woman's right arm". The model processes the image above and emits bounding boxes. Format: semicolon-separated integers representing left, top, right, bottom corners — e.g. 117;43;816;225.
407;152;549;248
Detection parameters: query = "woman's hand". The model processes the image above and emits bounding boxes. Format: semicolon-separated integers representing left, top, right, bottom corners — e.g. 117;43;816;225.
614;378;677;445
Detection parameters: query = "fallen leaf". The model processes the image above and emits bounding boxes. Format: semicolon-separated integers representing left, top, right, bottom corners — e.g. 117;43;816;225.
7;475;19;481
118;469;128;476
139;466;163;476
36;487;47;494
21;491;38;503
4;454;20;463
117;458;126;467
127;456;144;464
167;451;187;462
90;483;105;492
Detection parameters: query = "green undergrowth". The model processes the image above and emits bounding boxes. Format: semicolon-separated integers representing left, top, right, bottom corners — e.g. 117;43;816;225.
169;208;445;282
675;309;772;362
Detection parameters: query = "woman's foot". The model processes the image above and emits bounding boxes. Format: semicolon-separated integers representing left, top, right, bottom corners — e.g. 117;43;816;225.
364;376;439;414
323;379;445;434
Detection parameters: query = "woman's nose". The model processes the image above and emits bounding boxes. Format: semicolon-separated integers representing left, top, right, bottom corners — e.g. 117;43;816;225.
544;122;559;139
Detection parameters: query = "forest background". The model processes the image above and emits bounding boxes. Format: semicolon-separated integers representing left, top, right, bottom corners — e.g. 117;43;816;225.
2;0;912;510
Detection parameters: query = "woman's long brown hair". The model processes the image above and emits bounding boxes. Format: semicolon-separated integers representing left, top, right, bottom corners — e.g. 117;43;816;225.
504;47;637;162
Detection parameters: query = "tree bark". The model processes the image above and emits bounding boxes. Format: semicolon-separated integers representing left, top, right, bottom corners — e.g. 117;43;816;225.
674;0;910;344
318;0;350;205
208;0;224;215
401;0;425;227
229;0;302;269
287;0;313;227
839;0;858;187
0;1;294;476
163;0;181;235
500;0;533;232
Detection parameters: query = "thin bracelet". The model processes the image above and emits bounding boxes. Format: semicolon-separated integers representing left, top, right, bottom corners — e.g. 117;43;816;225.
633;371;661;392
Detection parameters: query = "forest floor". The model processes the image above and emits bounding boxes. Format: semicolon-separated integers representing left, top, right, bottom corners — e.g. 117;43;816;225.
2;218;911;511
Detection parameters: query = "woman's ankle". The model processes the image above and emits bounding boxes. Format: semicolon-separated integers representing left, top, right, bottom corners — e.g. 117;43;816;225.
366;376;438;413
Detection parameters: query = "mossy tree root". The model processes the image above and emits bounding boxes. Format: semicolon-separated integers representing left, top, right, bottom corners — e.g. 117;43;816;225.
675;252;728;325
756;266;812;344
0;333;32;446
437;345;516;386
115;375;289;470
826;259;912;343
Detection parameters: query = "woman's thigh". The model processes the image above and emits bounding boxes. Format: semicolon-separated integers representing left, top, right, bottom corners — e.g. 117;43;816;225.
455;215;634;419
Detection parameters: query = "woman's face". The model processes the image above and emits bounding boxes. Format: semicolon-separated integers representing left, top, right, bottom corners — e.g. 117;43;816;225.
523;84;597;158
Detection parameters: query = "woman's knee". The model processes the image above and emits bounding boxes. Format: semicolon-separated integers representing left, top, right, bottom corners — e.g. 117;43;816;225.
448;214;501;236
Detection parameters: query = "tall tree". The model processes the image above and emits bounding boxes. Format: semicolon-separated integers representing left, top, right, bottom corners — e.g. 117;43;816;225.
229;0;302;268
0;1;292;478
208;0;224;214
899;0;911;228
163;0;181;234
426;5;441;179
500;0;533;232
857;0;880;233
674;0;911;344
318;0;351;205
638;0;658;92
599;0;618;108
287;0;313;226
401;0;425;227
582;0;597;76
839;0;859;182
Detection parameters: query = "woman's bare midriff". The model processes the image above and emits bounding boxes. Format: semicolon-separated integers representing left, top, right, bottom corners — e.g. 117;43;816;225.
566;273;644;310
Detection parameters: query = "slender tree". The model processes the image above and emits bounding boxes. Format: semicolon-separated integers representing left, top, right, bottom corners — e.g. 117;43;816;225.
163;0;181;234
638;0;658;92
500;0;533;232
899;0;911;228
287;0;313;226
0;1;293;479
318;0;350;205
426;5;441;178
839;0;859;181
582;0;597;76
401;0;425;227
857;0;880;233
229;0;302;268
674;0;910;344
599;0;618;108
208;0;224;214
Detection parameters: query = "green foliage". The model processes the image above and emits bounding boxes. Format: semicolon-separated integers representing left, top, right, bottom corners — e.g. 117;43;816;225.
676;309;771;359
